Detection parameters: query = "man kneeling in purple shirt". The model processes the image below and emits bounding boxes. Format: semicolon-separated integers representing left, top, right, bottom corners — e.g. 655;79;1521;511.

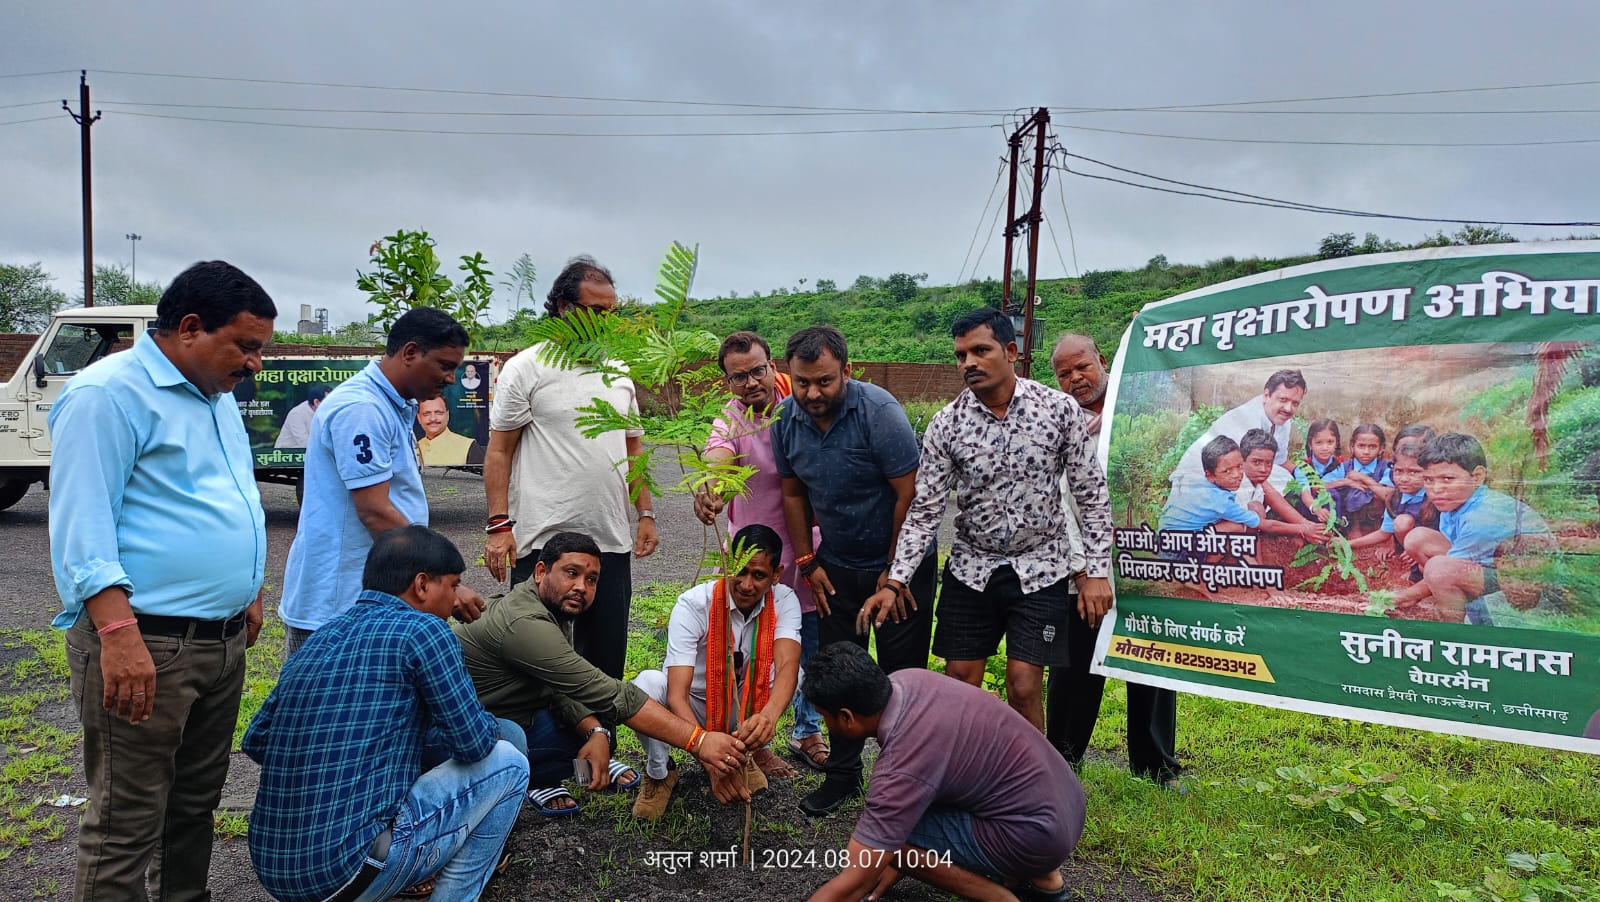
804;643;1085;902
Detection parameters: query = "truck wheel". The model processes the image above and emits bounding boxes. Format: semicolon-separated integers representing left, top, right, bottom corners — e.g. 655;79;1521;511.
0;480;30;512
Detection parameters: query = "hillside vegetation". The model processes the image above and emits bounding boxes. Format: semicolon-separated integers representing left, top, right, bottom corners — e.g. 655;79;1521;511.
675;226;1537;379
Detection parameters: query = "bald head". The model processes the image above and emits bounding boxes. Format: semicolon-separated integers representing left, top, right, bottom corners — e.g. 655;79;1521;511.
1051;333;1109;414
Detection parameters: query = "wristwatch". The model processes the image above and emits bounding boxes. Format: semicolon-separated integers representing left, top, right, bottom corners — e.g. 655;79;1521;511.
637;509;655;520
584;725;612;743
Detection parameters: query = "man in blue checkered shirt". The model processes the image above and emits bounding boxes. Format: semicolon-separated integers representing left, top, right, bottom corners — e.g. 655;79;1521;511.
243;526;528;902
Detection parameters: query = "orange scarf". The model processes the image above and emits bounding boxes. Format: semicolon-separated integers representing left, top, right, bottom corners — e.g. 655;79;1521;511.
704;578;776;732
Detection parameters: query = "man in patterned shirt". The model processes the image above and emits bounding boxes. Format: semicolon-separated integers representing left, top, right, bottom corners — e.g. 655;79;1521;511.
244;526;528;902
862;309;1113;731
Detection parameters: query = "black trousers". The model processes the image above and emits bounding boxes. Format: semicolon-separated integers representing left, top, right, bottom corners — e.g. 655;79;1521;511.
1046;605;1181;781
512;549;632;680
815;553;937;787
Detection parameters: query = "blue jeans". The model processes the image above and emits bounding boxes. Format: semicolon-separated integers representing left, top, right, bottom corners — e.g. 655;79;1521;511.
355;740;528;902
790;610;823;739
511;709;586;789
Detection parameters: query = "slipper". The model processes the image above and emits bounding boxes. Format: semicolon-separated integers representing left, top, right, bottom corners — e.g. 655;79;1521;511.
788;734;830;771
606;759;641;792
527;786;582;817
752;746;800;780
396;876;435;900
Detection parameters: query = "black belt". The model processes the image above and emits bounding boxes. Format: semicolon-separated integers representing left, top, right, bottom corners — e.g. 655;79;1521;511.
136;612;247;640
324;828;391;902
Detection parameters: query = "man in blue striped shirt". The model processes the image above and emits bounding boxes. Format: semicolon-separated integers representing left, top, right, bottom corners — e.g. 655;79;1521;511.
244;526;528;902
49;260;276;901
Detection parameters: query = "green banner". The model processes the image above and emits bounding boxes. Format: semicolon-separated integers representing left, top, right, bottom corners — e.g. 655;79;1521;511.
232;358;493;469
1097;242;1600;753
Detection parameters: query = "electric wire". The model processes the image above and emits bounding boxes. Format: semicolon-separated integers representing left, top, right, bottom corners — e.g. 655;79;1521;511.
94;99;1006;119
0;115;58;127
1057;121;1600;148
1053;152;1600;227
971;178;1010;281
110;109;998;137
0;100;56;111
0;70;78;80
957;160;1007;285
1050;77;1600;112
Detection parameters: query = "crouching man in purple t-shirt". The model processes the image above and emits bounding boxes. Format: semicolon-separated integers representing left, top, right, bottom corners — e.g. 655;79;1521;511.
803;642;1085;902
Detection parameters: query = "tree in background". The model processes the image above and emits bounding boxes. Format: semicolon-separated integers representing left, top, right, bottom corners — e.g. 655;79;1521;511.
356;228;494;339
0;263;68;332
81;263;162;307
883;272;927;304
500;253;538;319
814;278;837;292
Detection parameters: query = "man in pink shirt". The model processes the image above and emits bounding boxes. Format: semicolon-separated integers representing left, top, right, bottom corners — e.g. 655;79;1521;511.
694;331;824;777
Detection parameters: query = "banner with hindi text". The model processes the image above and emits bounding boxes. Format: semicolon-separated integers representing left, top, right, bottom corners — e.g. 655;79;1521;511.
1094;242;1600;753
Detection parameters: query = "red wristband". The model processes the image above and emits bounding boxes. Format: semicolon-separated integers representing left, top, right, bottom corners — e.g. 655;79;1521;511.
97;617;139;637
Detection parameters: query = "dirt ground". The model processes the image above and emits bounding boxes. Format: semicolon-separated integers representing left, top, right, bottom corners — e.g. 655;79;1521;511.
0;468;1175;902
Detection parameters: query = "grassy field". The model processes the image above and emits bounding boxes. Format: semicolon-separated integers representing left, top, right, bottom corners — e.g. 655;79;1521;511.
6;585;1599;901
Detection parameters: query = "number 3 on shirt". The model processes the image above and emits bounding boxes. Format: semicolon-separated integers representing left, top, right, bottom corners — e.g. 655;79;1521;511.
353;434;373;464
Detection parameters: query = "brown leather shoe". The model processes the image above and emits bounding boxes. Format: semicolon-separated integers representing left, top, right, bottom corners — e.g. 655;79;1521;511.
752;746;799;780
632;760;679;821
788;734;830;771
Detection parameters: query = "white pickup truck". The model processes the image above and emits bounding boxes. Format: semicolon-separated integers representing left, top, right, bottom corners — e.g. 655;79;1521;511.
0;306;496;510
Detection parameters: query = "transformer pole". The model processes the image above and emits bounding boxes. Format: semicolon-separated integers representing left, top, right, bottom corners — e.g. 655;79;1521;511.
998;108;1049;376
63;71;101;307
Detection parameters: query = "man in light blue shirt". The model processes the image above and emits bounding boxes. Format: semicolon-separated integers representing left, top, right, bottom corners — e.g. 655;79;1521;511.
48;260;276;900
279;307;478;655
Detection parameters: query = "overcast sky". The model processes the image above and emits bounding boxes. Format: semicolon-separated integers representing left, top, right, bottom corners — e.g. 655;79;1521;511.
4;1;1599;328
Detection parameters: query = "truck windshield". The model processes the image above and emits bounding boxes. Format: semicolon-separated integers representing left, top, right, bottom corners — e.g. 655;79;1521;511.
38;324;136;375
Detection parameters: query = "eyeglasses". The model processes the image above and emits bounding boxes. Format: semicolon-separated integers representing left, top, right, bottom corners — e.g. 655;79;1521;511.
725;363;770;387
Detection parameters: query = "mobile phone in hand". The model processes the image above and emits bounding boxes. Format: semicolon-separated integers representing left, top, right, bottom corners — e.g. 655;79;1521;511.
573;758;592;783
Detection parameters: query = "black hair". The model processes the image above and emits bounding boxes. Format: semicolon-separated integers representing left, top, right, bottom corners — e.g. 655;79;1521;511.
1392;436;1427;462
362;525;465;596
1238;428;1278;458
1201;435;1240;475
544;255;614;318
1351;423;1387;448
155;260;277;333
730;524;783;570
1418;433;1487;473
386;307;469;356
801;642;892;716
950;307;1015;344
538;531;603;569
307;385;331;404
785;325;849;366
1263;369;1308;394
1395;423;1437;447
1305;418;1342;457
718;331;772;372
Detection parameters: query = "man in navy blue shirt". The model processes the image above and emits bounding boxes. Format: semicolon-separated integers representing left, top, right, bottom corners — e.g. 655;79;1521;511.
244;526;528;902
770;325;934;816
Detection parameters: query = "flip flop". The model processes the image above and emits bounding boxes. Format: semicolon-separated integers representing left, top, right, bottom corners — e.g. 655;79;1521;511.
527;786;582;817
606;759;641;792
788;734;830;770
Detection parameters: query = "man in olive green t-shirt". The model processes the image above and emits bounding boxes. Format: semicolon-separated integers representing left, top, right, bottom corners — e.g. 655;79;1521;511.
455;531;746;815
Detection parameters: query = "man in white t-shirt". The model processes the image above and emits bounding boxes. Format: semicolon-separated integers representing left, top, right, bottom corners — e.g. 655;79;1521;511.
483;255;659;680
630;524;802;820
273;385;329;448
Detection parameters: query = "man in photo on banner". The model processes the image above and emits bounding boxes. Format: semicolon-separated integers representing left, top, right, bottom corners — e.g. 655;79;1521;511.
630;524;802;820
1170;369;1309;494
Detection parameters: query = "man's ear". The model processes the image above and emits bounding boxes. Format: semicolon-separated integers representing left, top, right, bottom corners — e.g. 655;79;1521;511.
176;313;205;344
532;560;548;583
1471;465;1488;485
410;571;430;598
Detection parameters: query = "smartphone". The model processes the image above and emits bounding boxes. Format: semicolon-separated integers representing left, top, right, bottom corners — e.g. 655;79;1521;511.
573;758;593;783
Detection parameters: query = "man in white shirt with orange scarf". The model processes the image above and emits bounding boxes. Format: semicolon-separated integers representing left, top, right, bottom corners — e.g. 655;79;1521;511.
630;524;802;819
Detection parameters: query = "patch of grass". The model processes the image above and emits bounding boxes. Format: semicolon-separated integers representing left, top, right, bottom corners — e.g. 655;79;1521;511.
1073;685;1600;900
0;630;78;865
213;811;249;839
234;616;286;749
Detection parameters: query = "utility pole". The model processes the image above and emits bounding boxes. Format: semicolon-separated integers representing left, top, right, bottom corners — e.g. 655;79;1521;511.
63;71;101;306
998;107;1050;377
126;233;142;288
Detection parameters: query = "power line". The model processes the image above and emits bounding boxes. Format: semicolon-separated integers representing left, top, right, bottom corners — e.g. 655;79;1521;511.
0;115;58;127
957;160;1007;285
111;109;999;137
94;68;1005;115
971;177;1010;280
0;100;56;111
95;99;1005;119
0;69;77;80
1057;121;1600;147
1054;151;1600;228
1045;160;1080;277
1050;77;1600;113
1058;106;1600;117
